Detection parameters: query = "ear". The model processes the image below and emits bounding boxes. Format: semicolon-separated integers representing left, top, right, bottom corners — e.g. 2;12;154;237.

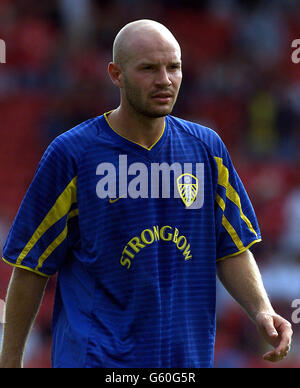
108;62;123;88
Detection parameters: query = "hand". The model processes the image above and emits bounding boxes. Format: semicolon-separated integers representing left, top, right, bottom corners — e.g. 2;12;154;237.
255;312;293;362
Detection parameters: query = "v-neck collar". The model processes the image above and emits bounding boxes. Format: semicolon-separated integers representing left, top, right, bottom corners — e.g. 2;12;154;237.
101;111;169;156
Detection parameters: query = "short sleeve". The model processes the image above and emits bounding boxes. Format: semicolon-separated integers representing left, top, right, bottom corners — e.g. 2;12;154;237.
2;137;78;277
214;148;261;261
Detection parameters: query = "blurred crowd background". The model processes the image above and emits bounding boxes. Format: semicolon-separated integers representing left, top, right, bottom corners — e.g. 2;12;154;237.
0;0;300;368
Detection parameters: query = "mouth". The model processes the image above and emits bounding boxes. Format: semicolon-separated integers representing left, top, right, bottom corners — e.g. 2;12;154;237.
151;92;174;104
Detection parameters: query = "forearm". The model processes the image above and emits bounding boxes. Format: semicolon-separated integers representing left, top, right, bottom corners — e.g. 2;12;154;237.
217;249;274;322
0;268;48;368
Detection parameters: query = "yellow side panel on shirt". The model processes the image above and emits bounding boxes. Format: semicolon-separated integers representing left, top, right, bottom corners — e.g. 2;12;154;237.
216;193;244;250
35;208;79;271
214;157;258;238
16;176;77;266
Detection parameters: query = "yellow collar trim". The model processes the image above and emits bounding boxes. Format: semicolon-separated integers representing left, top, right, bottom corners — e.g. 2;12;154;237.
104;111;166;151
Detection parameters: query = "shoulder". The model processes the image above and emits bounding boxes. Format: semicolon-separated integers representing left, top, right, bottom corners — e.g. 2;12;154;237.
45;116;101;162
167;115;227;158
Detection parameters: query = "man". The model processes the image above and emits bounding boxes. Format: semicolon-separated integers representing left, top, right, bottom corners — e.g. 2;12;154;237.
0;20;292;368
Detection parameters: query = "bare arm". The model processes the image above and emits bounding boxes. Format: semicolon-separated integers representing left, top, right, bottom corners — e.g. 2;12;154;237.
0;268;49;368
217;250;293;362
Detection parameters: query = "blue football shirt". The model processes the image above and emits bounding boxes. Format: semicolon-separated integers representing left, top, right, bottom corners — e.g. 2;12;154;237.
2;113;261;368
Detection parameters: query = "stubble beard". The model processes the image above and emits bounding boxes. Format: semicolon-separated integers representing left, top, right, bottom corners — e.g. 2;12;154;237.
123;79;177;119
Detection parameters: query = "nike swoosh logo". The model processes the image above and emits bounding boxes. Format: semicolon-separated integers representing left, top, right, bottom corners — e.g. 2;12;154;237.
109;197;124;204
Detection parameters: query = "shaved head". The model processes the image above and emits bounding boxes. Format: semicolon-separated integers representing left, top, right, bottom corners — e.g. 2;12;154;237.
108;19;182;120
113;19;181;69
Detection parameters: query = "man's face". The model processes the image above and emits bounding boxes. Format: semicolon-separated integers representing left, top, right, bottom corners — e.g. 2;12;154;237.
120;41;182;118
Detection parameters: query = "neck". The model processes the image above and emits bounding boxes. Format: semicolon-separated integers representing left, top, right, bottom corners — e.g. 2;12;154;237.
107;106;166;149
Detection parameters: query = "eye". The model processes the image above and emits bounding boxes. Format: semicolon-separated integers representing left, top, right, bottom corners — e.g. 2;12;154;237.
141;65;155;71
169;63;181;71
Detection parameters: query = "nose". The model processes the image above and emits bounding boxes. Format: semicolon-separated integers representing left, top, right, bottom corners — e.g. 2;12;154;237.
155;67;172;87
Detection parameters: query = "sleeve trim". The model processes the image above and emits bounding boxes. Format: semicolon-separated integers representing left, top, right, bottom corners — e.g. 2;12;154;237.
216;238;262;263
2;257;51;278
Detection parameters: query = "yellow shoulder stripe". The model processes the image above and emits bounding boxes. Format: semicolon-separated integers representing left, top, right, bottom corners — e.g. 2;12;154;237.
216;193;262;258
215;192;226;212
35;209;79;272
214;157;257;237
216;193;244;250
16;177;77;266
221;215;245;251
